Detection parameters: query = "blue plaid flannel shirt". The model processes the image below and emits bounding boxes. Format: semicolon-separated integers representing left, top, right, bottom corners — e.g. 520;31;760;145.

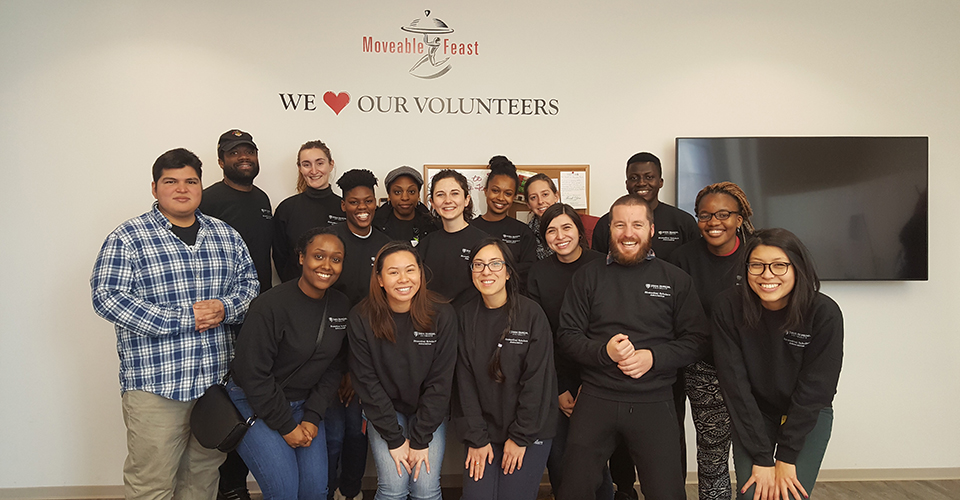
91;203;259;401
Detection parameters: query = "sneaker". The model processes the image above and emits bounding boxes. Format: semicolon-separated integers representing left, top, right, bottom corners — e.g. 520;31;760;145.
333;489;363;500
218;488;252;500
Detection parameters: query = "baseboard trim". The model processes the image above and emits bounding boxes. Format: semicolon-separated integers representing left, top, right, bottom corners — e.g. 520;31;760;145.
3;468;958;499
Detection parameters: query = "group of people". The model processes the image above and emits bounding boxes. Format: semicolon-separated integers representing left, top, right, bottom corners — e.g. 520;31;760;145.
91;130;843;500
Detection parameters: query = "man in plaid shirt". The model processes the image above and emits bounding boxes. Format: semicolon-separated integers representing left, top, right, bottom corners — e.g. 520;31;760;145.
91;148;259;500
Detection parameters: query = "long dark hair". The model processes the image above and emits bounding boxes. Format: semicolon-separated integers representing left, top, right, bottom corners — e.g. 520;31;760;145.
362;241;443;343
739;228;820;330
469;238;520;383
429;169;474;221
538;203;587;250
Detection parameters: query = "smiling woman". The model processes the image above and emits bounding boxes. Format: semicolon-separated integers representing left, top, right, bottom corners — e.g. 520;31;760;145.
712;228;843;500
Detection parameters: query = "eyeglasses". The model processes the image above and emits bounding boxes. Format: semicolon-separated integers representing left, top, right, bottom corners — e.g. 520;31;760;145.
471;260;505;273
697;210;739;222
746;262;792;276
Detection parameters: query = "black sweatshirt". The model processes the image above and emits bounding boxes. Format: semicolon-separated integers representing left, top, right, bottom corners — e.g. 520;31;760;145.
273;186;346;282
556;256;708;403
669;237;746;364
373;201;439;246
199;181;274;293
417;224;489;310
592;202;700;260
348;303;458;450
712;290;843;466
454;295;558;448
470;216;539;291
231;281;350;435
526;248;605;395
330;222;391;307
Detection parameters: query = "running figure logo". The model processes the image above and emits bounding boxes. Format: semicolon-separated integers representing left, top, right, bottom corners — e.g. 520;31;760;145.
401;10;454;79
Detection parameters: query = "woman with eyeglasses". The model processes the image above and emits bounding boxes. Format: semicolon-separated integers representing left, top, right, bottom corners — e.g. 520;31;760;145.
348;241;457;500
711;228;843;500
668;182;755;500
454;238;557;500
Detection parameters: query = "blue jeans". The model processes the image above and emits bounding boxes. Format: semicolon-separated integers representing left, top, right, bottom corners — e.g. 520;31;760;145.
227;380;328;500
324;398;368;498
366;413;445;500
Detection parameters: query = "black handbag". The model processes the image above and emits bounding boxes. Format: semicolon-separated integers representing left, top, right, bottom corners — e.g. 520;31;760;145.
191;300;329;452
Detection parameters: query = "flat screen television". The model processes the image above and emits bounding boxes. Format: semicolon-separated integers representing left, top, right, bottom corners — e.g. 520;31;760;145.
676;137;928;281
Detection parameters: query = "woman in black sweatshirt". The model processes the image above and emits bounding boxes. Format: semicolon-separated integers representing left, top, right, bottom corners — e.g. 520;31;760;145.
229;228;350;500
348;241;457;500
417;169;488;309
455;238;557;500
668;181;755;500
469;156;538;289
273;140;346;282
712;228;843;500
526;203;609;499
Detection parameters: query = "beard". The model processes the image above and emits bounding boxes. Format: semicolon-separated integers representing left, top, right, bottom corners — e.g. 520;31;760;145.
609;239;652;267
224;162;259;186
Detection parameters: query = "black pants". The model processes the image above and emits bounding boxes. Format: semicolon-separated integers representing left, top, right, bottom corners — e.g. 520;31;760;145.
558;394;686;500
218;450;249;492
609;371;687;494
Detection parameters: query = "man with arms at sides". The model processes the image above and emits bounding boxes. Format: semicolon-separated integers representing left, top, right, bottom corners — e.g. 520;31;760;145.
556;195;707;500
91;148;259;500
591;152;700;500
326;169;392;500
199;129;273;500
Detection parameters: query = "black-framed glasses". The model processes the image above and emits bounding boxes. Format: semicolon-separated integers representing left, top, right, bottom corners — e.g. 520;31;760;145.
697;210;739;222
746;262;792;276
471;260;505;273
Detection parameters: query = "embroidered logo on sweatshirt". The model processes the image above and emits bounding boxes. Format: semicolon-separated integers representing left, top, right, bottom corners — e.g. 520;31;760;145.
656;229;680;242
413;330;438;346
505;330;529;345
329;316;348;330
643;283;672;298
460;248;472;261
783;330;811;348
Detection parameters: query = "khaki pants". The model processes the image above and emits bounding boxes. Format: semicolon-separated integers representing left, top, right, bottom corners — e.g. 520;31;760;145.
121;390;225;500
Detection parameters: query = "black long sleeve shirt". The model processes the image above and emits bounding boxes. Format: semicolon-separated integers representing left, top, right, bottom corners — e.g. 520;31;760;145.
330;222;391;307
526;248;604;395
231;281;349;435
273;186;346;282
669;237;746;365
712;290;843;465
556;256;708;403
454;295;558;448
199;181;274;293
373;201;440;246
348;303;458;450
592;202;700;261
417;224;488;310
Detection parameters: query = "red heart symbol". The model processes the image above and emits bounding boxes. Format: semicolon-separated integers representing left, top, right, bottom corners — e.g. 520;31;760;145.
323;91;350;115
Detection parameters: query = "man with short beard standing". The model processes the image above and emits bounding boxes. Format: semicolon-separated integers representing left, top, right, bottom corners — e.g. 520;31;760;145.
199;129;274;500
555;194;708;500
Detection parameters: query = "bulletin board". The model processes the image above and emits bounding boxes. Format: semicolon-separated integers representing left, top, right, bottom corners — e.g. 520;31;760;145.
423;164;590;222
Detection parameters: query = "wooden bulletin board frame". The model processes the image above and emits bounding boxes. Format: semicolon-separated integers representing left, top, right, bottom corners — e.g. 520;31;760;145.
423;164;590;222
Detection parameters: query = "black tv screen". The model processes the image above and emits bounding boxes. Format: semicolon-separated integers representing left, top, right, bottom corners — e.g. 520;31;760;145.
676;137;928;281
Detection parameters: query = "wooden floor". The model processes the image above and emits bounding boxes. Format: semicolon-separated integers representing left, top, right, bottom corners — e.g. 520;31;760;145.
348;480;960;499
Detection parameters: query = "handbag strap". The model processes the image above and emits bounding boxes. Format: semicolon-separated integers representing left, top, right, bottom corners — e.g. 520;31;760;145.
276;297;329;390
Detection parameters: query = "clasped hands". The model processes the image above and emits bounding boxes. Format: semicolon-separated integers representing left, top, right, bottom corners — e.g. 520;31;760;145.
282;421;318;449
606;333;653;379
388;439;433;482
193;299;224;332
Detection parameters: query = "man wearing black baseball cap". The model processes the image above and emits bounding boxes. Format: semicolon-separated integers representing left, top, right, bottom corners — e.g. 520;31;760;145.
199;129;274;500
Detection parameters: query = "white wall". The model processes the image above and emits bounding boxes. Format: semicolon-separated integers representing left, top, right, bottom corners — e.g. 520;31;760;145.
1;0;958;489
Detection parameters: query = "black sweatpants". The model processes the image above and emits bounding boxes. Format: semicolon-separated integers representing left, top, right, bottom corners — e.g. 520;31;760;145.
558;393;685;500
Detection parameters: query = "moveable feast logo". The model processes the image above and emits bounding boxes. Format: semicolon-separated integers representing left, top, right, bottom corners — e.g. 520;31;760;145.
277;9;559;118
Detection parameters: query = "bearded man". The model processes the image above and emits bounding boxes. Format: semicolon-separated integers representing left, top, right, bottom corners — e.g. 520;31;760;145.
555;194;708;500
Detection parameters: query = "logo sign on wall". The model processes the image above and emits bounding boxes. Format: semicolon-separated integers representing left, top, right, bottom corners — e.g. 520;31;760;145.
279;9;557;117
